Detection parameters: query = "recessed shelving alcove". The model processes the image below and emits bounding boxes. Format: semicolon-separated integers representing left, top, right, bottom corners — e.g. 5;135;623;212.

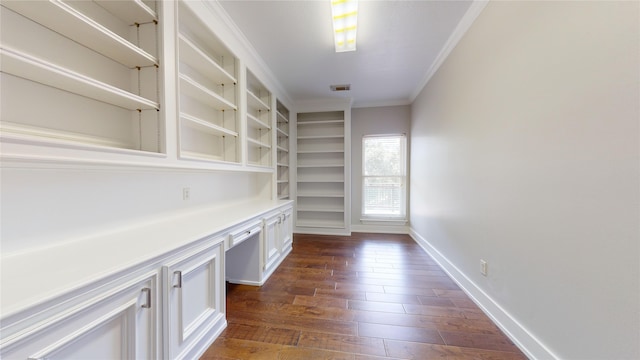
1;0;163;154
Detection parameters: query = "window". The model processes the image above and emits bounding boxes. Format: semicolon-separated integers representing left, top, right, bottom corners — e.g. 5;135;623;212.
362;134;407;220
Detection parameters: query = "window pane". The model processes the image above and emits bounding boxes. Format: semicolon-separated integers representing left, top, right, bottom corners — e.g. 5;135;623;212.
363;176;404;216
363;136;402;176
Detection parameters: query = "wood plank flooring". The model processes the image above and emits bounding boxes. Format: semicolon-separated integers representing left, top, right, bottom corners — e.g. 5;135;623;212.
201;233;527;359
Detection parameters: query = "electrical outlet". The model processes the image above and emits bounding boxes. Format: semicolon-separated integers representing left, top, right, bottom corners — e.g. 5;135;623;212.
480;259;488;276
183;187;190;200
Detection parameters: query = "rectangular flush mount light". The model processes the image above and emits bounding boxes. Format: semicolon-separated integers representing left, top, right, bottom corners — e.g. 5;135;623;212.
331;0;358;52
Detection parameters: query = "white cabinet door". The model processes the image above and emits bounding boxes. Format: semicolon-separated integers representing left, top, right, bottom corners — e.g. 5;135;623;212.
1;273;159;360
163;239;225;360
263;213;281;274
280;208;293;253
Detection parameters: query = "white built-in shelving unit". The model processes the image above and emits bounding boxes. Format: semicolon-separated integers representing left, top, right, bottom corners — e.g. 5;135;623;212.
245;69;272;168
295;110;350;233
177;2;239;164
1;0;162;154
276;100;290;199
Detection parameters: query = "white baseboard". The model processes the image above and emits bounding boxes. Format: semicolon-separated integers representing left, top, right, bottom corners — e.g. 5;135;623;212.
351;224;409;234
409;227;558;360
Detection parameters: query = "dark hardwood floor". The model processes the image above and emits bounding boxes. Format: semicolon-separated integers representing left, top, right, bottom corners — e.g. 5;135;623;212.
201;233;527;359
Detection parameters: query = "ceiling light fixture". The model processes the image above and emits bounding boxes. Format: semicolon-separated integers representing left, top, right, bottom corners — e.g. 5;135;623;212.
331;0;358;52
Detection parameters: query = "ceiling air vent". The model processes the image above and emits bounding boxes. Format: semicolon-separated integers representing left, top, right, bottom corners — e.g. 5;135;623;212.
330;84;351;92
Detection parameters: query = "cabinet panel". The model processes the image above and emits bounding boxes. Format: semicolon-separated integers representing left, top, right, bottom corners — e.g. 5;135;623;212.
263;214;280;274
163;240;225;360
0;273;159;360
280;209;293;252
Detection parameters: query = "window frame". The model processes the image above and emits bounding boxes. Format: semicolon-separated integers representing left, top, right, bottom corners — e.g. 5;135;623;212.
361;134;407;222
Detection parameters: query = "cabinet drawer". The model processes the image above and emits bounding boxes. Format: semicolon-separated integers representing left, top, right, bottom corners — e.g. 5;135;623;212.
228;221;262;249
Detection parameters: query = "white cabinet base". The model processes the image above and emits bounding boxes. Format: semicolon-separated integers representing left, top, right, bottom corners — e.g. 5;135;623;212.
1;272;159;360
225;203;294;286
163;240;226;360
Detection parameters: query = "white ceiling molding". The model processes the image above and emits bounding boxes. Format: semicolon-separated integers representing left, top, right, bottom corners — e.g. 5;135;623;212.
410;0;490;103
352;99;412;109
204;1;295;109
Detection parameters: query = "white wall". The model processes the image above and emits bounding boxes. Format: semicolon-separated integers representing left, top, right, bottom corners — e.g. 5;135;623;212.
409;1;639;359
351;105;411;232
1;168;269;254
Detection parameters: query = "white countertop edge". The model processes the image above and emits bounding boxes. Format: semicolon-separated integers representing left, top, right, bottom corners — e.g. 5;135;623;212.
0;199;293;319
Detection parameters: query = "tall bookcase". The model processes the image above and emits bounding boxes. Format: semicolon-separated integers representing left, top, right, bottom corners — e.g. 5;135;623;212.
295;107;350;235
245;69;272;168
176;1;239;164
1;0;162;153
276;100;290;199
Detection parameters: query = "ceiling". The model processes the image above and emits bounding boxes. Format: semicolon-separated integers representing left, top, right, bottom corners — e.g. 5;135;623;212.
218;0;473;108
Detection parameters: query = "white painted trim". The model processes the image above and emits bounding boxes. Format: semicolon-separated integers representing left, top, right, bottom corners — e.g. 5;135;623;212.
410;0;489;102
352;99;412;109
203;1;294;108
409;227;559;360
294;228;351;236
351;224;409;234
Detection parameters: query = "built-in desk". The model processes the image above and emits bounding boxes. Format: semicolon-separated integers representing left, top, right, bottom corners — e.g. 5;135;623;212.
0;199;294;359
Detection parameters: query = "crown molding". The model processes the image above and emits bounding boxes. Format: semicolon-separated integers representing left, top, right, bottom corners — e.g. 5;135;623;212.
410;0;489;102
204;1;295;109
352;99;412;109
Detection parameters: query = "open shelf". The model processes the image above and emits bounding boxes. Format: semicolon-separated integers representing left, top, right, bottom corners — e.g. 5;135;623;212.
277;111;289;124
1;0;162;155
3;0;158;68
297;182;344;197
297;192;345;198
179;74;236;111
296;110;347;231
94;0;157;25
178;34;237;86
177;2;239;164
298;135;344;140
2;47;159;111
245;69;272;168
296;217;346;229
297;164;344;168
247;113;271;130
297;150;344;154
276;100;290;199
297;137;344;153
246;90;271;112
181;113;238;138
1;121;132;149
247;137;271;149
297;120;344;125
297;207;344;213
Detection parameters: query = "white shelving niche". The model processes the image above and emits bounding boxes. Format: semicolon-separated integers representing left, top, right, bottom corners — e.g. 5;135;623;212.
0;0;163;155
296;110;348;232
245;69;272;168
177;1;239;164
276;100;290;199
